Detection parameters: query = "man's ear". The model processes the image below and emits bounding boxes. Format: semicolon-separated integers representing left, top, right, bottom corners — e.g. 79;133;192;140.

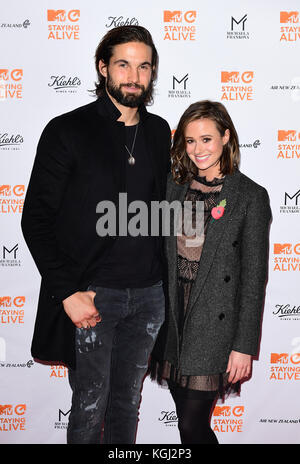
151;65;156;81
99;60;107;78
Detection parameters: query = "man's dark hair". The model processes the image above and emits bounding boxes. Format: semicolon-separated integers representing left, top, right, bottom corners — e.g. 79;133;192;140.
94;25;158;105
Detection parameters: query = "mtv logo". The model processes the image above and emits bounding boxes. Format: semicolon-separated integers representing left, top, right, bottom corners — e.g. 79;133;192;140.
0;69;9;80
280;11;299;23
184;11;196;23
270;353;289;364
14;296;25;307
47;10;66;22
0;405;12;415
13;185;25;196
241;71;254;83
164;11;182;22
274;243;292;254
213;406;231;416
15;404;26;415
232;406;245;417
278;130;297;141
11;69;23;82
0;297;12;307
0;185;11;196
291;353;300;364
68;10;80;22
221;72;239;83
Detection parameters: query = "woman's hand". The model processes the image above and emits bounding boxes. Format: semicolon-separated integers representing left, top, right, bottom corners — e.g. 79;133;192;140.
226;350;252;383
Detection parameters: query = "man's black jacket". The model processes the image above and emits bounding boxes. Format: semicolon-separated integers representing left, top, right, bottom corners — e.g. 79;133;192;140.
21;93;171;369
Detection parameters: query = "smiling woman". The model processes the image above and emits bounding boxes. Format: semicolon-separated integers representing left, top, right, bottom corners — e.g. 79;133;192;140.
171;100;240;185
185;118;230;181
150;99;271;444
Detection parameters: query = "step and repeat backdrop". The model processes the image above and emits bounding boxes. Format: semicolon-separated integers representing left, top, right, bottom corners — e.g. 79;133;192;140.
0;0;299;444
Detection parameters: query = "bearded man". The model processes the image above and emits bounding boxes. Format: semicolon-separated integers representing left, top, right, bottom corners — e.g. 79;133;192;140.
21;26;171;444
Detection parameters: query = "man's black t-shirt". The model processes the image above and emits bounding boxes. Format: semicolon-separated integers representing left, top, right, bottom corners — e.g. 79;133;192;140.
90;122;162;288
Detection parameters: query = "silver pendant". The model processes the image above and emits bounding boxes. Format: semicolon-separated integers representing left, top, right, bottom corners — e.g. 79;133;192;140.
128;156;135;166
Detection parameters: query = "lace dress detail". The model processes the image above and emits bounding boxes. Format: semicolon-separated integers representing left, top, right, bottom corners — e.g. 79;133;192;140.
161;175;239;396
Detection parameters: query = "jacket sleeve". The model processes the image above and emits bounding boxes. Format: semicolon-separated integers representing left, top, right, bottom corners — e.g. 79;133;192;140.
231;186;272;356
21;118;82;303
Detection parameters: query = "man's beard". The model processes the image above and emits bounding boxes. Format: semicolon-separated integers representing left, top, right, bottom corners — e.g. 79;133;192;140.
106;72;151;108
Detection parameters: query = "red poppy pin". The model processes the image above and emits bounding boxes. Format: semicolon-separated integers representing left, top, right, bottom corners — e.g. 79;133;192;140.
211;199;226;220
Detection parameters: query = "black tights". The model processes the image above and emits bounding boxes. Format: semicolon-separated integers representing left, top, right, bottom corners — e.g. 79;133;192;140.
170;388;219;444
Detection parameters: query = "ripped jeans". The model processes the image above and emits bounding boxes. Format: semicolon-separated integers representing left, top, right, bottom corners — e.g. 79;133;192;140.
67;281;165;444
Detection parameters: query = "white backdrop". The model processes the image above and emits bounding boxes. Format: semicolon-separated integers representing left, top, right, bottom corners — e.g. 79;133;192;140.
1;0;300;444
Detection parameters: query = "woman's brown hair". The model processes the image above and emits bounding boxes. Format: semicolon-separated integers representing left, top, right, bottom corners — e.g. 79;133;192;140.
171;100;240;184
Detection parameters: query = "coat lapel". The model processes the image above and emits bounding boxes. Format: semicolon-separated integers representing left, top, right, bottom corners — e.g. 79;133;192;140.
95;95;126;194
186;170;241;314
104;120;126;194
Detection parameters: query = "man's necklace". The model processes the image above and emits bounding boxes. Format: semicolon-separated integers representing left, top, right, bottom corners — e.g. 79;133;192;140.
125;123;138;166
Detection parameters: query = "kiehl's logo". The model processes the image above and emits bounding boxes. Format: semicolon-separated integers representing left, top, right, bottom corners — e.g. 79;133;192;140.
221;71;254;101
0;133;24;150
273;304;300;320
280;11;300;42
48;75;81;94
105;16;139;28
163;10;197;41
158;410;178;426
47;9;80;40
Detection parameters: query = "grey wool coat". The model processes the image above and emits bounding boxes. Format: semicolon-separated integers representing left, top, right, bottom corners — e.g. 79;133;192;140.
162;169;272;376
